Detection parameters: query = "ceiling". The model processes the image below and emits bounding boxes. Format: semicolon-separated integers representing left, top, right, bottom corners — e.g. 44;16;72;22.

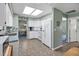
11;3;79;18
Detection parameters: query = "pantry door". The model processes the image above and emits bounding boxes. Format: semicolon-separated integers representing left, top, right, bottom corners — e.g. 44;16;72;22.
42;19;52;48
44;19;52;48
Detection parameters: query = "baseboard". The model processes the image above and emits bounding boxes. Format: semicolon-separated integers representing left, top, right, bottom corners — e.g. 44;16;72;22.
52;45;63;50
70;41;78;43
52;48;54;50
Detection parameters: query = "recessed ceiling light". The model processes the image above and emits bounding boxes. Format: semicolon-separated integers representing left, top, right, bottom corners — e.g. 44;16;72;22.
31;9;43;16
23;6;35;15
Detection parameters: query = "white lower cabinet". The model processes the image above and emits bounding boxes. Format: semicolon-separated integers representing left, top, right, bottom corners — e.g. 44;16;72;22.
29;31;41;40
9;35;18;42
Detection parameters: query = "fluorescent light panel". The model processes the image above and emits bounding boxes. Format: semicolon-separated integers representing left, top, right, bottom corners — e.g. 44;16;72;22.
62;17;67;21
23;6;35;15
32;9;43;16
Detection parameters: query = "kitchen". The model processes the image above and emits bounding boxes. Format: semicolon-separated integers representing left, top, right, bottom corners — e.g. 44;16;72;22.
0;3;53;55
0;3;69;56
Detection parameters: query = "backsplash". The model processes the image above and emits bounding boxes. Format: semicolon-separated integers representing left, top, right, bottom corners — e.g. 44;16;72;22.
6;27;17;33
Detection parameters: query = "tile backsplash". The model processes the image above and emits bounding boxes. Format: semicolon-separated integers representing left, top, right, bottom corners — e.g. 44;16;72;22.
6;27;17;33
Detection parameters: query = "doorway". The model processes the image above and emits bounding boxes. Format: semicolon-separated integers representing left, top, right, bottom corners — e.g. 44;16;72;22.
18;17;27;40
68;17;77;42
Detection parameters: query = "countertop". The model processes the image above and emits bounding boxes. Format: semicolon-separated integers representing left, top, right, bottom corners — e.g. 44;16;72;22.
0;36;9;45
0;32;17;36
7;32;17;36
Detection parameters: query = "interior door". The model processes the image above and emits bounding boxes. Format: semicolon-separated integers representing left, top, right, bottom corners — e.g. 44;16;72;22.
76;19;79;42
69;18;77;42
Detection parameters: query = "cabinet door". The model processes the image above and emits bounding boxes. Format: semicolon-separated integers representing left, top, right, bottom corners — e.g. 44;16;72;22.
9;35;18;42
33;21;41;27
29;31;40;39
0;4;6;26
6;4;13;26
28;20;34;27
28;20;41;27
13;15;18;28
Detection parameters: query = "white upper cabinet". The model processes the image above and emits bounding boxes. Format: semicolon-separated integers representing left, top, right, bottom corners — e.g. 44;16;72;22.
13;15;18;28
0;4;6;34
28;19;41;27
6;4;13;26
0;4;6;26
